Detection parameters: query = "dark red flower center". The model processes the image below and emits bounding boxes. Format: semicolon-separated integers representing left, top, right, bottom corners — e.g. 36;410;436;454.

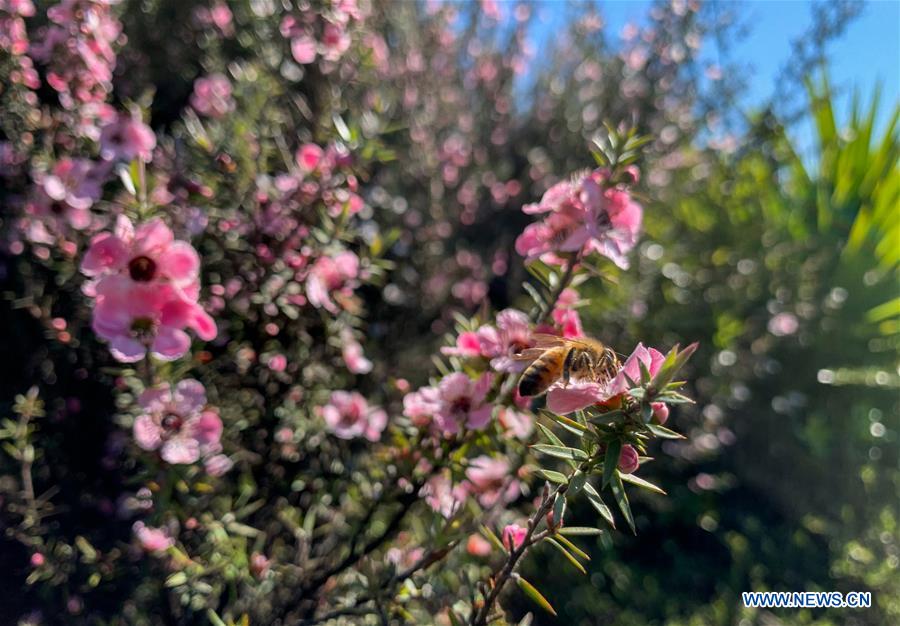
162;413;184;432
451;397;471;414
49;201;66;215
129;255;157;281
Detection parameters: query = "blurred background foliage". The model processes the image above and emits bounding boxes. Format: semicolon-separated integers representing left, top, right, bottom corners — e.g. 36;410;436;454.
1;0;897;624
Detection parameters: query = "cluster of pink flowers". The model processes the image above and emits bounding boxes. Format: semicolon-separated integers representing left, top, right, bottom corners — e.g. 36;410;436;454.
133;379;231;473
190;73;235;119
515;167;643;269
80;216;216;362
30;0;121;112
402;372;495;437
420;454;521;518
319;391;387;441
24;158;105;237
280;0;364;68
1;0;40;97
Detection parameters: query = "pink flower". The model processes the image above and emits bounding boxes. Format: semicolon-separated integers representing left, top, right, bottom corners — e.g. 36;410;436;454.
433;372;494;436
498;408;533;440
91;280;206;362
479;309;534;373
82;217;202;297
515;168;643;269
402;385;442;428
133;521;174;552
551;288;584;338
420;471;467;518
320;23;351;62
305;251;360;314
465;455;520;508
30;552;45;567
440;330;488;358
502;524;527;550
546;343;665;414
190;73;234;118
100;112;156;162
296;143;324;172
319;391;387;442
291;34;317;64
267;353;287;372
133;379;223;465
618;444;640;474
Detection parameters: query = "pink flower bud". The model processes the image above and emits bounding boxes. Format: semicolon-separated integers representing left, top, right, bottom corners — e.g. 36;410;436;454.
618;444;640;474
250;552;270;578
651;402;669;424
501;524;527;551
30;552;45;567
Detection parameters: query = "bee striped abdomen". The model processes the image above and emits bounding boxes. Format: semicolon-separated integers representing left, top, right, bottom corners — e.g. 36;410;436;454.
518;347;567;397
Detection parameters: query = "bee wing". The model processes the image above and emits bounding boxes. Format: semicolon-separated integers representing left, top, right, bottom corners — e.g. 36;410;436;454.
531;333;566;348
512;347;547;362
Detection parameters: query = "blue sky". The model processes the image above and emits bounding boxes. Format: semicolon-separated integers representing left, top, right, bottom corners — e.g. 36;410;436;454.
529;0;899;145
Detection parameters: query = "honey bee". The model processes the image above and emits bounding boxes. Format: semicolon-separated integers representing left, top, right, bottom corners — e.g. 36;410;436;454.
516;334;620;397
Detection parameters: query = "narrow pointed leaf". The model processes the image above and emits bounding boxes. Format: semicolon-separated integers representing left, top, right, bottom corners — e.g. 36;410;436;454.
602;440;622;489
546;538;587;574
554;534;591;561
610;474;636;534
558;526;604;536
647;424;685;439
516;576;558;616
583;482;616;529
619;472;667;495
531;444;588;461
533;468;568;484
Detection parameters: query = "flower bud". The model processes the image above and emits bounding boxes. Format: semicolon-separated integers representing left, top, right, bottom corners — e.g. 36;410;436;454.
651;402;669;424
618;444;640;474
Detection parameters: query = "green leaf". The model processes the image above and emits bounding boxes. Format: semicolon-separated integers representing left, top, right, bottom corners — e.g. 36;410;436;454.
554;534;591;561
536;422;565;447
165;572;188;587
569;471;587;496
206;610;228;626
610;474;636;534
531;444;588;461
552;493;566;527
558;526;604;536
602;440;622;489
516;576;557;616
619;472;667;495
546;538;586;574
583;482;616;529
543;410;588;434
647;424;686;439
533;468;568;484
521;281;546;309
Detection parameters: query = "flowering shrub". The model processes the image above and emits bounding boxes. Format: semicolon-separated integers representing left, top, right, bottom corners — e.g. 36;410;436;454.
0;1;717;624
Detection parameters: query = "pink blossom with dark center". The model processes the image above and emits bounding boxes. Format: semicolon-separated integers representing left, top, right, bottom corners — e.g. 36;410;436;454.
515;168;643;269
433;372;494;436
91;279;211;362
305;250;360;314
99;112;156;163
81;216;202;298
133;379;224;465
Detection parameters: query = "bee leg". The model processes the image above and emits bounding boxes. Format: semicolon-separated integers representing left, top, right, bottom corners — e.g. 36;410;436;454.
562;348;576;387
